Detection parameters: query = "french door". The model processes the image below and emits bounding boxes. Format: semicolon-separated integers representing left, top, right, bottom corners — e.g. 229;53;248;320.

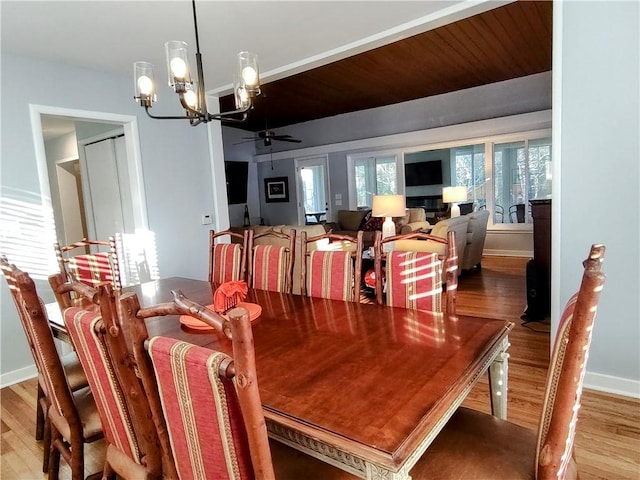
295;156;330;225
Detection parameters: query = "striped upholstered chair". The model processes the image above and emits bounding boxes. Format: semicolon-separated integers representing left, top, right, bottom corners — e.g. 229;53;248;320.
1;256;89;473
3;262;103;480
408;244;606;480
59;276;175;480
54;237;121;290
209;229;251;284
248;229;295;294
374;230;458;313
300;231;364;302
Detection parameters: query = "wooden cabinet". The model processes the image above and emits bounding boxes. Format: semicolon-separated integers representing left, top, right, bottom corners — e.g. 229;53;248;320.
530;199;551;317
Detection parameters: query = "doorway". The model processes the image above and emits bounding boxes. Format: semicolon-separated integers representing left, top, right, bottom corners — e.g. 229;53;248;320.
295;156;330;225
31;106;156;285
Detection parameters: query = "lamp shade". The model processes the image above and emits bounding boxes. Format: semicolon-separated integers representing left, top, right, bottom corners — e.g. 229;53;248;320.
442;186;468;204
372;195;406;218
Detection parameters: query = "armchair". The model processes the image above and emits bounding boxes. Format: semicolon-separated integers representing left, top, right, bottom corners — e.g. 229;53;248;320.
398;207;431;234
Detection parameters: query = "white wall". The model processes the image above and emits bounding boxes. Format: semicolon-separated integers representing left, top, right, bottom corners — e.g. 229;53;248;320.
555;1;639;396
0;53;218;381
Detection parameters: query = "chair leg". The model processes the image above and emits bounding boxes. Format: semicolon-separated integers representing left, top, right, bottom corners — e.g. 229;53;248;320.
35;382;45;441
48;426;61;480
42;417;51;473
103;460;116;480
70;439;85;480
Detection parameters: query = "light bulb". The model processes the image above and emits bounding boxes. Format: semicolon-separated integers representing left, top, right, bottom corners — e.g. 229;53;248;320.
242;66;258;86
170;57;187;79
184;89;197;108
137;75;154;95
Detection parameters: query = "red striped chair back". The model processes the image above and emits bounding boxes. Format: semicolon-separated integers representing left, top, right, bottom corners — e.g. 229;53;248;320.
148;337;258;480
119;290;276;480
55;275;171;479
209;229;250;284
535;244;606;479
1;259;103;479
385;251;443;312
374;230;458;313
64;307;144;465
301;231;363;302
248;230;295;294
54;237;121;289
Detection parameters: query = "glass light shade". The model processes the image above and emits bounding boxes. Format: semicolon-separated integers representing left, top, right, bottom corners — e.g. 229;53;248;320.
237;51;260;94
233;75;250;109
165;41;191;87
133;61;156;103
372;195;406;218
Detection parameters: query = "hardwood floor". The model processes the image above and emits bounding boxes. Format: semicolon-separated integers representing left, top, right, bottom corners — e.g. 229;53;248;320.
2;256;639;479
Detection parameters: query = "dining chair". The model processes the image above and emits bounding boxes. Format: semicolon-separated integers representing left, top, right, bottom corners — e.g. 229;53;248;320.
300;230;364;302
374;230;458;313
509;203;526;223
1;256;91;473
409;244;606;480
54;236;121;290
209;228;251;284
54;274;176;480
119;289;358;480
248;229;295;294
1;260;103;480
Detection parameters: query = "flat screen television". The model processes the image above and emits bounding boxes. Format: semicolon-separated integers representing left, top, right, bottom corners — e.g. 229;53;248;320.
225;161;248;204
404;160;443;186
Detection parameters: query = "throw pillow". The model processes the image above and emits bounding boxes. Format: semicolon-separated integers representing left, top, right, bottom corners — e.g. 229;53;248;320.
362;215;384;231
358;210;372;230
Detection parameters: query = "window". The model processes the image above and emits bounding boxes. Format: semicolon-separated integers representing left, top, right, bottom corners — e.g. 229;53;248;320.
493;137;552;224
354;155;398;208
452;144;485;208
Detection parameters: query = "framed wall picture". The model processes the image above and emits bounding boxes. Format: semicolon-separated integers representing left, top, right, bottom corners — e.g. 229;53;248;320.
264;176;289;203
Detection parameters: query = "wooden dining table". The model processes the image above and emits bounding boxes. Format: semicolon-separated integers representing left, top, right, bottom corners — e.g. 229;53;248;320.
49;276;512;480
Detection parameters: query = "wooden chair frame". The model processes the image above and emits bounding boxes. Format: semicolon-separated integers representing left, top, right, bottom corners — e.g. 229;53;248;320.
51;273;174;480
373;230;458;313
2;260;103;480
299;230;364;302
248;229;296;294
54;237;121;290
410;244;606;479
208;228;251;284
119;289;276;480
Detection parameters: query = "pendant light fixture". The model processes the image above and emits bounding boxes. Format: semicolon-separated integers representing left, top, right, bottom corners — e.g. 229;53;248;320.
133;0;260;126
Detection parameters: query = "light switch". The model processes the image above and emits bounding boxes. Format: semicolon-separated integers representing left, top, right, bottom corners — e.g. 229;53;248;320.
201;214;213;225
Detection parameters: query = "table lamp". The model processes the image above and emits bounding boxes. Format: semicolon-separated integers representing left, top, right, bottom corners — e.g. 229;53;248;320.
372;194;406;241
442;186;468;218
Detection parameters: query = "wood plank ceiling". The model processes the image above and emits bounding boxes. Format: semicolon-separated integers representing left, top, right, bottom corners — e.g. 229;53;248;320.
220;0;552;133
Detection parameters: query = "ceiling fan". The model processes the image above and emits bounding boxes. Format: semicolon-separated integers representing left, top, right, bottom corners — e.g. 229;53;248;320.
241;129;301;147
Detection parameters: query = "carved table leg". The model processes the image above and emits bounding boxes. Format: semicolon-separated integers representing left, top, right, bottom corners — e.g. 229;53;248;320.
365;462;411;480
488;336;510;420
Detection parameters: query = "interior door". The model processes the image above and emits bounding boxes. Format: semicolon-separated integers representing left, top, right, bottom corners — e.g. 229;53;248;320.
295;156;330;225
80;134;133;241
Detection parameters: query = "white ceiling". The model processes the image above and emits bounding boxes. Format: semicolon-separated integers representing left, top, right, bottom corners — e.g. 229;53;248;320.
1;1;494;93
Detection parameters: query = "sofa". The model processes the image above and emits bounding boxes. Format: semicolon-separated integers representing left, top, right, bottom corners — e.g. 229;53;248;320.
325;208;430;248
392;210;489;275
460;209;489;271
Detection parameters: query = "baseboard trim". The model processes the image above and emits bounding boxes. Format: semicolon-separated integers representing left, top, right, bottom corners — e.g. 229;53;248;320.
483;249;532;258
1;364;37;389
584;371;640;399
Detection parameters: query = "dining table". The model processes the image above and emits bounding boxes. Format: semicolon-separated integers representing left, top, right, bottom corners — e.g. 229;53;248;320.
49;276;512;480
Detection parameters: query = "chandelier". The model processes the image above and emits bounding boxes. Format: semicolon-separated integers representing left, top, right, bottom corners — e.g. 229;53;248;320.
133;0;261;126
